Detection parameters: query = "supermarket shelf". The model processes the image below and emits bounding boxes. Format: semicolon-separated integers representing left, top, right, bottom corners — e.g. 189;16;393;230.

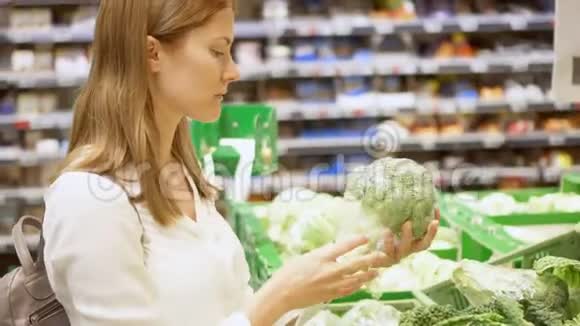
0;148;64;166
0;25;95;44
249;166;579;194
271;13;554;37
1;0;98;5
0;71;87;88
0;13;554;43
246;54;554;80
0;111;73;130
543;166;580;183
0;234;38;254
0;55;555;89
0;99;569;131
274;99;573;121
278;131;580;156
0;187;45;205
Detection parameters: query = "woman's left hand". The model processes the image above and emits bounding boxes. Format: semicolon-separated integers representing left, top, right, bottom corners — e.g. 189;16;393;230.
377;209;440;267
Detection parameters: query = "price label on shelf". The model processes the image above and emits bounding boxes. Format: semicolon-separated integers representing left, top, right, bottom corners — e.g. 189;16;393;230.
420;139;436;150
373;20;394;34
423;20;442;33
508;15;528;31
439;100;457;114
482;135;506;148
549;135;566;146
10;31;33;43
53;31;73;43
421;60;439;74
457;100;477;113
18;78;35;88
457;17;479;32
509;101;527;113
470;59;488;73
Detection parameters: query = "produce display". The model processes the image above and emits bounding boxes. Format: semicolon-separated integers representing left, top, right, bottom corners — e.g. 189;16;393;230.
446;189;580;247
247;159;580;324
266;157;437;256
266;193;458;292
366;252;456;296
445;256;580;326
456;192;580;216
299;300;401;326
296;255;580;325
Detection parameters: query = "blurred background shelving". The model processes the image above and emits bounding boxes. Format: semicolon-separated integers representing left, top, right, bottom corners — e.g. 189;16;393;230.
0;0;578;254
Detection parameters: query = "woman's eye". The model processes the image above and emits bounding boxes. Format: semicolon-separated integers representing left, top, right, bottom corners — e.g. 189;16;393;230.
211;50;225;57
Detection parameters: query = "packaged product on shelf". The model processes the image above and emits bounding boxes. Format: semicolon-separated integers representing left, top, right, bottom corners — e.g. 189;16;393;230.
439;115;465;136
9;8;52;30
17;92;40;115
543;117;574;133
38;92;57;113
234;42;263;66
506;117;535;135
54;47;90;79
33;46;54;72
371;0;416;20
11;50;35;72
474;115;503;134
0;92;16;115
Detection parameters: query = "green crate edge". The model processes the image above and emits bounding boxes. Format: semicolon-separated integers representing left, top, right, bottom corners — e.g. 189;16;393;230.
439;187;580;261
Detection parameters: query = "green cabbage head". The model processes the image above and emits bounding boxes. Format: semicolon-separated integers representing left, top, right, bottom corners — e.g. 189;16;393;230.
344;157;436;238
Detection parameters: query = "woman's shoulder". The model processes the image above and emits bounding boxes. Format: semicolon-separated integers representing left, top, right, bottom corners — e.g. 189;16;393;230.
43;171;143;235
45;171;134;211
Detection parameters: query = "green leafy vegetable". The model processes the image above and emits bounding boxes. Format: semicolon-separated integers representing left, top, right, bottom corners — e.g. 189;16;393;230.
564;314;580;326
366;251;456;296
522;300;567;326
535;256;580;289
302;310;341;326
400;305;458;325
452;260;537;306
432;312;506;326
344;157;436;238
568;288;580;319
339;300;400;325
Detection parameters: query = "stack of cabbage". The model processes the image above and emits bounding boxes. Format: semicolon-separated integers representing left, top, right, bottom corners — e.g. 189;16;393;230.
265;157;437;256
260;158;453;293
453;191;580;244
298;300;401;326
456;192;580;216
297;256;580;326
398;255;580;326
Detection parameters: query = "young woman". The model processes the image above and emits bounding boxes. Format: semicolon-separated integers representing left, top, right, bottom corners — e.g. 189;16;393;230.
42;1;439;325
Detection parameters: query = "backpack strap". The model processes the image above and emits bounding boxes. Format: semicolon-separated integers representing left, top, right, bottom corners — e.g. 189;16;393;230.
12;215;42;276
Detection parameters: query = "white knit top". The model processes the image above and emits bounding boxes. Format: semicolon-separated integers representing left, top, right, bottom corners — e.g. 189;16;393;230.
42;171;255;326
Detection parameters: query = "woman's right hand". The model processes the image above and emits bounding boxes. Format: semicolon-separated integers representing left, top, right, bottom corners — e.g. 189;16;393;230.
267;236;387;311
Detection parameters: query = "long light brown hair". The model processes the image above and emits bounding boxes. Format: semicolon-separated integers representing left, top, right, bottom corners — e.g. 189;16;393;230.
59;0;233;226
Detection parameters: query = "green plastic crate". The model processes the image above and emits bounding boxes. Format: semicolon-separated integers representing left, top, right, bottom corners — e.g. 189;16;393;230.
421;229;580;309
561;172;580;194
232;201;459;301
440;187;580;262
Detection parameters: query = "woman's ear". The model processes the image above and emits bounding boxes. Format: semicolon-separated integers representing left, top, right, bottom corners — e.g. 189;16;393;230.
147;35;162;73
